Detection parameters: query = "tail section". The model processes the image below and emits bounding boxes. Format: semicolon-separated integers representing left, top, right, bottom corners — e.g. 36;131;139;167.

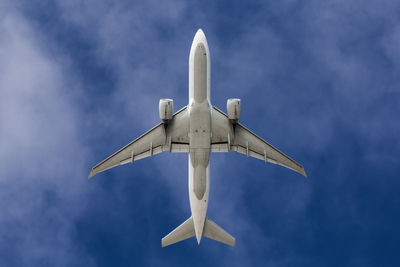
162;217;195;247
203;218;235;246
161;217;235;247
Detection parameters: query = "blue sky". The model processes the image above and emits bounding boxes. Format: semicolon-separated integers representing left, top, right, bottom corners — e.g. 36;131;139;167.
1;0;399;266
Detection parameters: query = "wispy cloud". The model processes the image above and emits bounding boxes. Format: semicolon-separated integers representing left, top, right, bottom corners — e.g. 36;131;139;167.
1;0;400;266
0;7;94;267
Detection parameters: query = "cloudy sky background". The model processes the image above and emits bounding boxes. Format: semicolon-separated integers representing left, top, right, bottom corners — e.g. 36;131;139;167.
1;0;399;266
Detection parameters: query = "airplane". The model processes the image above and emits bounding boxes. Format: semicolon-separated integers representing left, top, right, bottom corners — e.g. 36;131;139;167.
88;29;307;247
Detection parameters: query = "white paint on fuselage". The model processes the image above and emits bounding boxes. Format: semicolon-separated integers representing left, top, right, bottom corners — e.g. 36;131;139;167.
188;29;211;244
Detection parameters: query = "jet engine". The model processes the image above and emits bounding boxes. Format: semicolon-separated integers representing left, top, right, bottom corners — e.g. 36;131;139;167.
227;98;241;123
159;98;174;122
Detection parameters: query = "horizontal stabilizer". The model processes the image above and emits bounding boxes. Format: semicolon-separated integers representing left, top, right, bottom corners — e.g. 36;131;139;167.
203;218;235;247
162;217;195;247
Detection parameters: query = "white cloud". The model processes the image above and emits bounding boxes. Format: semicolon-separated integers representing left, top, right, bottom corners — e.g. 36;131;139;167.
0;8;94;267
2;0;399;265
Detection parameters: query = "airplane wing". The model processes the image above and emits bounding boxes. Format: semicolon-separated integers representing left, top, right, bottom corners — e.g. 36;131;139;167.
89;106;189;178
211;106;307;177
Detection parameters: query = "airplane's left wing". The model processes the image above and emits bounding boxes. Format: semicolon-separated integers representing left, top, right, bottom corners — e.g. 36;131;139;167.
89;106;189;178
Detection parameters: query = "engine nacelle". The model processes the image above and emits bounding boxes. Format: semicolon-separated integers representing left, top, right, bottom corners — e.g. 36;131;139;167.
227;98;241;122
159;99;174;122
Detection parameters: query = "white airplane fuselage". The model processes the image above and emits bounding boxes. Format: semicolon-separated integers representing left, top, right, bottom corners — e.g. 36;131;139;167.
188;29;211;243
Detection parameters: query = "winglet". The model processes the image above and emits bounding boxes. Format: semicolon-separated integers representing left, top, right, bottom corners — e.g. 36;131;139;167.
301;168;307;178
88;169;95;179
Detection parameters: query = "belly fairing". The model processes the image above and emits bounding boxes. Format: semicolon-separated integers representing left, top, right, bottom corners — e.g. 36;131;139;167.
188;101;211;201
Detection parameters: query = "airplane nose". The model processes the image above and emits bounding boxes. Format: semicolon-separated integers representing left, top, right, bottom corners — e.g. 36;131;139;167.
196;28;205;37
194;28;206;42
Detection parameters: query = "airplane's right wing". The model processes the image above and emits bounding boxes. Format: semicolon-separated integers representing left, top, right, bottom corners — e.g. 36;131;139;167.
89;106;189;178
211;106;306;177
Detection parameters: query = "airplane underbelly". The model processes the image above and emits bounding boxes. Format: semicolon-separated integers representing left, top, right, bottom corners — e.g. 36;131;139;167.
189;31;210;103
189;103;211;165
193;43;207;102
187;28;212;240
189;162;208;200
188;102;211;201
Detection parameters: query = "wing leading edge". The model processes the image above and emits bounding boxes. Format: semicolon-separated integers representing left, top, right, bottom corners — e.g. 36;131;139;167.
89;106;189;178
211;106;307;177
